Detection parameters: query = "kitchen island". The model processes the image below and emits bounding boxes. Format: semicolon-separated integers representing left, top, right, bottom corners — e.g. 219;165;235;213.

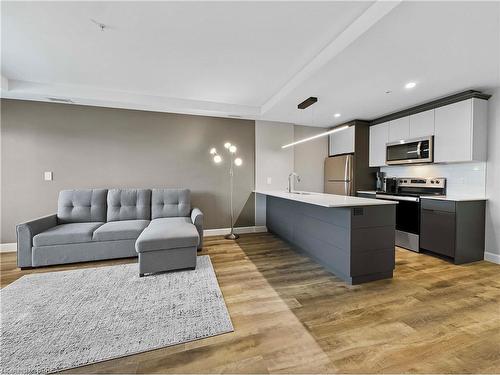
255;190;397;285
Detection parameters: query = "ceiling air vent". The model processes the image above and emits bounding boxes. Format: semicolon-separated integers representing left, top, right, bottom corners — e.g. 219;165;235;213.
47;97;74;103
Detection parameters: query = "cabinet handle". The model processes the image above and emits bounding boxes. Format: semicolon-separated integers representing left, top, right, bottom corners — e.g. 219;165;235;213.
422;209;454;215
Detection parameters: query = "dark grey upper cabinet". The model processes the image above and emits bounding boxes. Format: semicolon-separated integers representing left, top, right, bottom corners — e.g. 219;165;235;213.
328;120;378;192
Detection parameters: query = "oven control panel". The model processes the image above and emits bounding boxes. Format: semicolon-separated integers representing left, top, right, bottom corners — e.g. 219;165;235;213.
397;177;446;189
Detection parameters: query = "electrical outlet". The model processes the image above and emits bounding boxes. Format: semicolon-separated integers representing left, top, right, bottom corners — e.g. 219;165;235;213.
44;171;53;181
267;177;272;185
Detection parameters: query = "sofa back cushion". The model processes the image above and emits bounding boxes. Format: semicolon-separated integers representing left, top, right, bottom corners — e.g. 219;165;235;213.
57;189;108;224
107;189;151;221
152;189;191;219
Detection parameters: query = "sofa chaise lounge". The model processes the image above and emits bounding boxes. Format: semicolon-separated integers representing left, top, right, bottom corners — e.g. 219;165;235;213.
16;188;203;276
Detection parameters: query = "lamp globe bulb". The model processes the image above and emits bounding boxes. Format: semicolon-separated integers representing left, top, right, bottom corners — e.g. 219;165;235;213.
234;157;243;166
209;147;217;155
224;142;231;149
229;145;237;153
213;155;222;163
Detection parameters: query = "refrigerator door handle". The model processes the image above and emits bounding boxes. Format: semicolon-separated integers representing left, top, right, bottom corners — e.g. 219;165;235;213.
344;155;353;195
344;156;349;181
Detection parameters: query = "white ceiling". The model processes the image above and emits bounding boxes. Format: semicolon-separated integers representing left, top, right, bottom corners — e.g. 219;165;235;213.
2;1;499;127
263;1;500;127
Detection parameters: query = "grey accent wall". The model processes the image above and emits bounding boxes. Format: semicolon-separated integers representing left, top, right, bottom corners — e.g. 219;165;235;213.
0;99;255;243
293;125;328;193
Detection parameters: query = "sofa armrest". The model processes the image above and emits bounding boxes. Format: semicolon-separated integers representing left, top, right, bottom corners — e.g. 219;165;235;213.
191;208;204;250
16;214;58;268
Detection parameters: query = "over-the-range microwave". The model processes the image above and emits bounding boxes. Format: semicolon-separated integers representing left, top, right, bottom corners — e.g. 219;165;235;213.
386;136;434;165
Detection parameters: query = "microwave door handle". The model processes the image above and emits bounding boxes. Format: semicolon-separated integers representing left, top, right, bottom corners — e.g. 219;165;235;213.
417;141;422;158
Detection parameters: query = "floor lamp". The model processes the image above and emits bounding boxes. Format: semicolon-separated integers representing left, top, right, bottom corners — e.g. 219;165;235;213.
210;142;243;240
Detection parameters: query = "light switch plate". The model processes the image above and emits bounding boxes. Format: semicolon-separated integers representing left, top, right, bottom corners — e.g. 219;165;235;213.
44;171;53;181
267;177;272;185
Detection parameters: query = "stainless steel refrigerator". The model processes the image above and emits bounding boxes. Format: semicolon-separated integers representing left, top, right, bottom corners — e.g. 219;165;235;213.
324;154;354;195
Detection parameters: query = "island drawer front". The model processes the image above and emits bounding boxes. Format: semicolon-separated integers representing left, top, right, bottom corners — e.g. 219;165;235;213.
421;199;456;213
351;205;396;228
351;226;395;254
351;248;395;276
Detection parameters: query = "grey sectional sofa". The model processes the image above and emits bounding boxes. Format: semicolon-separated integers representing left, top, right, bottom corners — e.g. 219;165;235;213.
16;188;203;275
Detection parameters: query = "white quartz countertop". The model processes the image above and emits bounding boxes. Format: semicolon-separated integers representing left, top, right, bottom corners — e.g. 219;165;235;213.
254;190;397;208
355;190;487;202
420;196;487;202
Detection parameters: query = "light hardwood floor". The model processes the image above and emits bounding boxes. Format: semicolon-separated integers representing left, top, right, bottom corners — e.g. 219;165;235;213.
1;232;500;374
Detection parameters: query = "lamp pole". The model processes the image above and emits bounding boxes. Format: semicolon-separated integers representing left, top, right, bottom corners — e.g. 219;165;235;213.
226;152;239;240
210;143;242;240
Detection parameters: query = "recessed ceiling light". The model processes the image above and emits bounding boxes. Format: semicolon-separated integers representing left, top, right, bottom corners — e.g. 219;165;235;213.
334;113;341;118
405;82;417;89
385;90;392;94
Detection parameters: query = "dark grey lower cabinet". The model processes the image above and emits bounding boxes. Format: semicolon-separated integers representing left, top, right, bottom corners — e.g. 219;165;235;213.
420;198;486;264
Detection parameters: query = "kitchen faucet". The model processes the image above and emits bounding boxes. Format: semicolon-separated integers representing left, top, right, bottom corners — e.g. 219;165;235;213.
287;172;301;193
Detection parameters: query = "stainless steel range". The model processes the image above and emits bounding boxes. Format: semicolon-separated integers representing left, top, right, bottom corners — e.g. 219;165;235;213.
375;177;446;252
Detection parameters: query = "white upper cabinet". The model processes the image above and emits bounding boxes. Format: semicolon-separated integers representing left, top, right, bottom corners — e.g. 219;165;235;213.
368;97;488;166
369;122;389;167
434;98;487;163
388;116;410;142
329;125;355;156
409;109;435;138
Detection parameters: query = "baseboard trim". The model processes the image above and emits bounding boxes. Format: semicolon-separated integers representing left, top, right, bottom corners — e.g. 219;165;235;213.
204;226;267;237
0;243;17;253
484;251;500;265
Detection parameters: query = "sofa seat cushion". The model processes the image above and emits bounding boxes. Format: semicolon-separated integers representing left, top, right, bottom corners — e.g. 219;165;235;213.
93;220;150;242
135;218;199;253
33;222;104;247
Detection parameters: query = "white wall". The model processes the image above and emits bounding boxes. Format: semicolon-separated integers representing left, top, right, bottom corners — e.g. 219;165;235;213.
485;87;500;262
254;121;328;225
380;162;487;197
255;120;294;225
293;125;328;193
255;120;294;191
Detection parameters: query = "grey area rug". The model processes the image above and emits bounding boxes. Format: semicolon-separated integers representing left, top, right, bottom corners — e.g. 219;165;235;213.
0;255;233;374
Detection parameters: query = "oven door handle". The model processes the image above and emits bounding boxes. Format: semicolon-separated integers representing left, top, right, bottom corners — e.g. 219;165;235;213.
376;194;420;202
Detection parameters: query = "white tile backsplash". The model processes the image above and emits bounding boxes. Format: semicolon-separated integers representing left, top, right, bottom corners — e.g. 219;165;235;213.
380;162;487;197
